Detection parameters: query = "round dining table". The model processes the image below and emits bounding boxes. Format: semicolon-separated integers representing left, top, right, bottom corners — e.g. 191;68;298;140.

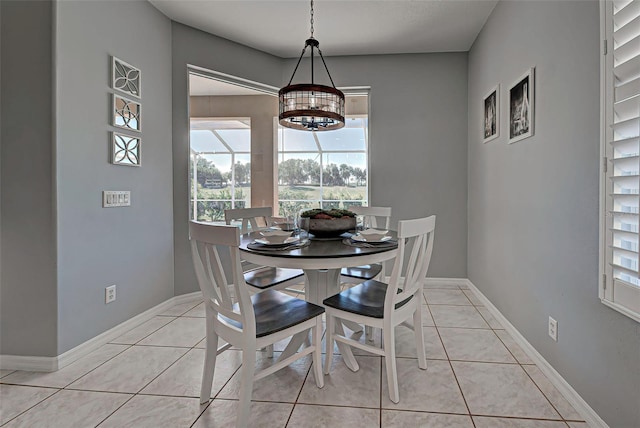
239;231;398;306
240;231;398;360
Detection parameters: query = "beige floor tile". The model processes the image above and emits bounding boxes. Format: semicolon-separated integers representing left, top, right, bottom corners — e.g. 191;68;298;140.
567;422;590;428
452;361;561;420
138;317;206;348
287;403;379;428
394;326;448;360
473;416;568;427
430;305;490;329
183;302;206;318
495;330;534;364
194;399;292;428
382;410;474;427
0;384;58;425
523;365;584;421
158;300;202;316
299;355;380;408
217;351;311;403
110;316;175;344
141;348;242;398
99;395;204;427
424;282;463;290
422;304;436;326
438;328;516;363
462;289;484;306
0;369;15;378
425;289;473;305
3;389;130;428
195;336;228;350
1;344;128;388
381;359;468;414
68;345;188;393
476;307;504;329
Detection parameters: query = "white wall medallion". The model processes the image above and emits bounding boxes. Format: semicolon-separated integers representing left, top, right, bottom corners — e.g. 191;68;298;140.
112;94;141;132
111;132;141;166
112;56;141;98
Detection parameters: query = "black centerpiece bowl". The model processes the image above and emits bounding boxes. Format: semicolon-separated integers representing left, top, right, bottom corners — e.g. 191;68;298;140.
299;209;357;238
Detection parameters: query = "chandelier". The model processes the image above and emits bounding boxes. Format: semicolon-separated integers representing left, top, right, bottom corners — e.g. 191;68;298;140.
278;0;345;131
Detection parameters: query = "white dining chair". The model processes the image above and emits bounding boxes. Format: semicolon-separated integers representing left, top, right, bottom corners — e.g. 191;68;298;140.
340;206;392;284
190;221;324;427
225;207;305;294
323;215;436;403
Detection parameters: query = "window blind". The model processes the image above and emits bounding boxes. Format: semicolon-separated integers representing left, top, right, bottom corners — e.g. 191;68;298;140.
603;0;640;318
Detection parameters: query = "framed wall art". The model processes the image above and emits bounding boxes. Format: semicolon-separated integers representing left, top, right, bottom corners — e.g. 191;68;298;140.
111;132;141;166
112;94;141;132
509;67;535;144
112;56;141;98
483;84;499;143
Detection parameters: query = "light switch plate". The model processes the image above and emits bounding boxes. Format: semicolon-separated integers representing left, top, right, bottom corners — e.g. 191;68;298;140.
103;191;131;207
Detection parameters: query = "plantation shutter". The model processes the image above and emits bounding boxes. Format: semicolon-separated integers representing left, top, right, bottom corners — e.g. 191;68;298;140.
603;0;640;318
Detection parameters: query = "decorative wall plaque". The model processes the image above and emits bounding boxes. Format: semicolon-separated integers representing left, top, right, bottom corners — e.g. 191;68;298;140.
112;94;141;132
111;132;141;166
112;56;141;98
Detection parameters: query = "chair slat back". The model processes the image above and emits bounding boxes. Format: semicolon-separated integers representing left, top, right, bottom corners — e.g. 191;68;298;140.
350;206;392;229
224;207;274;234
189;221;256;331
386;216;436;307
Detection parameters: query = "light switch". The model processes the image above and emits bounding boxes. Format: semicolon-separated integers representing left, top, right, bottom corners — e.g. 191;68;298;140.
103;191;131;207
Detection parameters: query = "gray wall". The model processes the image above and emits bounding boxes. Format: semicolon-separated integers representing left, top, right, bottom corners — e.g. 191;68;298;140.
171;23;285;295
467;1;639;426
55;0;173;353
1;0;58;357
298;54;469;278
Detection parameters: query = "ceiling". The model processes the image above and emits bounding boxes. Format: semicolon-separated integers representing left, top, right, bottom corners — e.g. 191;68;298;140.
150;0;498;58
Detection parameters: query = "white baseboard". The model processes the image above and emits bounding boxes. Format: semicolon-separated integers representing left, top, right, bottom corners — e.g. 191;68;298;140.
464;279;608;428
0;291;202;372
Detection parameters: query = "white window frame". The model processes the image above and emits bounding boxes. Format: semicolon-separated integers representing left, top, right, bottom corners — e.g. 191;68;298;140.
599;0;640;323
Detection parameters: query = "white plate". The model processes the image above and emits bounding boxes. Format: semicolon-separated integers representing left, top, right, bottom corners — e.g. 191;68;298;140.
351;234;392;243
254;237;300;246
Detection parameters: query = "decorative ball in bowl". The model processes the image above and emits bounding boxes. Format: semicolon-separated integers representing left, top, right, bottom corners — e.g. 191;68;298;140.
300;209;357;237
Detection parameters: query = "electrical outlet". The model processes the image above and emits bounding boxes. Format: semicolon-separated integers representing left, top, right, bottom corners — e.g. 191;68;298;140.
548;316;558;341
105;285;116;304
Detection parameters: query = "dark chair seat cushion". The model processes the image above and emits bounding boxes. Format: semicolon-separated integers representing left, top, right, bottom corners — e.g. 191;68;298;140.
220;289;324;337
244;267;304;290
340;264;383;280
323;280;413;318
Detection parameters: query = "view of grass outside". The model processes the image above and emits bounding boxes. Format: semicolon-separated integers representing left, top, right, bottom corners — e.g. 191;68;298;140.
189;111;369;221
189;119;251;221
277;116;369;216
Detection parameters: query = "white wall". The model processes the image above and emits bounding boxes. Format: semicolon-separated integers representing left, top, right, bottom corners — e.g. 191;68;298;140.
467;1;639;426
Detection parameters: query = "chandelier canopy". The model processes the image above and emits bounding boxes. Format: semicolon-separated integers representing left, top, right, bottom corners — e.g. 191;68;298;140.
278;0;345;131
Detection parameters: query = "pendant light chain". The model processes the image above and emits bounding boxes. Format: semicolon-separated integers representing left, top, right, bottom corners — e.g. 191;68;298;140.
310;0;314;38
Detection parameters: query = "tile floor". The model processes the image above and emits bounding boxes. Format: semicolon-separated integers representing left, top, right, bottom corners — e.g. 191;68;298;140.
0;281;590;427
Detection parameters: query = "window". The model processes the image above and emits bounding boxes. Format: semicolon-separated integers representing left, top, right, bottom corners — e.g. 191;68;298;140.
277;95;369;216
600;0;640;321
190;118;251;221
